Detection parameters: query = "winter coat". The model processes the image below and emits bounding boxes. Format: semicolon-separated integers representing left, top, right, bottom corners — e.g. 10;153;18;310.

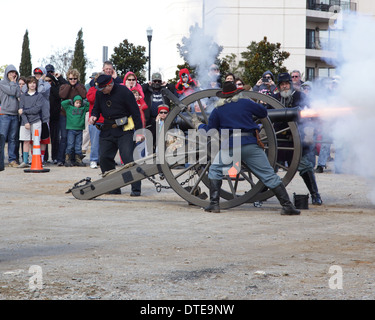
175;68;199;97
87;86;104;124
19;92;44;126
122;72;145;99
252;70;277;95
0;65;21;115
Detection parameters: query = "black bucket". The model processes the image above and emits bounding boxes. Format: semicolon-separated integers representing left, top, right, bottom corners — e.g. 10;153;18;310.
293;193;309;209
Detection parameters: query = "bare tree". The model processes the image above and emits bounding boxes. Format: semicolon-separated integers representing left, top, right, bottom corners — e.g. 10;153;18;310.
39;47;93;78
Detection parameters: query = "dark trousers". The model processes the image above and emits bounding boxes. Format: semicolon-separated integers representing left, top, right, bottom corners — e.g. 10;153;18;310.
50;119;60;161
99;130;141;192
57;115;67;163
0;134;5;171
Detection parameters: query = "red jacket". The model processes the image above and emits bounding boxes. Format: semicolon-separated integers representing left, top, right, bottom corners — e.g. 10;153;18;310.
122;71;145;99
87;86;104;124
175;68;199;97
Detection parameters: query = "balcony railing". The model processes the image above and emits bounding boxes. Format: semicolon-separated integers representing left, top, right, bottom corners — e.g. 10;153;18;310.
307;0;357;12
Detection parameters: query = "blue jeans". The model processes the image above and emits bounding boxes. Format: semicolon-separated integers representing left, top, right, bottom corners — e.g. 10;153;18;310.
209;143;282;189
57;116;67;162
0;114;19;162
317;143;331;167
66;130;83;156
88;124;100;162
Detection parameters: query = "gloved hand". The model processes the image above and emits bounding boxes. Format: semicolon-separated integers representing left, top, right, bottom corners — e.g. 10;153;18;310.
191;114;203;129
183;83;189;89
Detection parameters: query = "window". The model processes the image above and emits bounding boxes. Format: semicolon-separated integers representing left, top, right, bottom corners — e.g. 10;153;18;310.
306;29;316;49
306;67;315;81
319;68;336;78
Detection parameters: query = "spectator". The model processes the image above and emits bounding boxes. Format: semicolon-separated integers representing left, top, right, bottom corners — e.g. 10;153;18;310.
61;95;90;167
235;78;245;89
0;64;21;167
315;77;339;173
131;87;148;159
142;72;177;152
15;76;27;162
175;68;199;99
17;76;44;168
252;70;276;96
45;65;68;165
207;64;221;89
44;67;67;164
123;72;145;99
102;60;122;84
224;73;236;82
32;67;51;163
59;69;87;165
291;70;304;92
86;72;103;169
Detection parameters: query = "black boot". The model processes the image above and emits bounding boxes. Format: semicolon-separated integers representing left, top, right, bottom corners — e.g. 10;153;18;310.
64;154;73;167
301;171;323;205
74;154;86;167
271;183;301;215
204;179;222;213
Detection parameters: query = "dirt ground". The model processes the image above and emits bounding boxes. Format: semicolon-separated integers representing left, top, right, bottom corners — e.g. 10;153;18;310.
0;153;374;301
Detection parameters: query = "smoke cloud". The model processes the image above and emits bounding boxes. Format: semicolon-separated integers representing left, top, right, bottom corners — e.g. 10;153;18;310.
310;12;375;204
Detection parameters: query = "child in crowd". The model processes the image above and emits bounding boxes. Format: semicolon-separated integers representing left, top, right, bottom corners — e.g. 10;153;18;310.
131;88;147;128
131;88;148;159
17;76;44;168
61;95;90;167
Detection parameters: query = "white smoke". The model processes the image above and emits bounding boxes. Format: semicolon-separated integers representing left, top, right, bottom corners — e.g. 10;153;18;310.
182;0;224;89
311;12;375;204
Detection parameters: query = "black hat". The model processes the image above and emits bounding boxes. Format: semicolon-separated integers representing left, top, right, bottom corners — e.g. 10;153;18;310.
277;72;292;85
216;81;244;98
45;64;55;73
95;74;113;89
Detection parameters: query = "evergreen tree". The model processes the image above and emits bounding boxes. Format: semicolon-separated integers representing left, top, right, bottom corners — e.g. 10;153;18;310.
19;30;32;77
239;36;290;87
111;39;148;84
71;28;86;83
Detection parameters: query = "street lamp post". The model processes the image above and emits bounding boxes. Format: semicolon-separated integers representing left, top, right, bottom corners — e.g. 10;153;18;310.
146;27;153;81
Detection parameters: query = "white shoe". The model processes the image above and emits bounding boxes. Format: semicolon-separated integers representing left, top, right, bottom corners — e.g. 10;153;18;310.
17;162;30;168
90;161;97;169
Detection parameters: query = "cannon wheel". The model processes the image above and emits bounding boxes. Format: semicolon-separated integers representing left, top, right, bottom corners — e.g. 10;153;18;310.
159;89;301;209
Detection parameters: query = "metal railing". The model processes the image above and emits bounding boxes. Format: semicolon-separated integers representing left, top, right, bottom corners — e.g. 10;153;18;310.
307;0;357;12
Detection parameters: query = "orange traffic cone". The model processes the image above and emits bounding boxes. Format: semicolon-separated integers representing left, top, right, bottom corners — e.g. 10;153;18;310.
228;162;244;181
24;129;50;173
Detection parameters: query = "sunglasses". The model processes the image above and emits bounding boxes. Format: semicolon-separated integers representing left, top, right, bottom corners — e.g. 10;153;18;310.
45;80;52;83
159;111;168;114
153;80;162;83
291;76;299;78
69;78;78;80
127;79;136;81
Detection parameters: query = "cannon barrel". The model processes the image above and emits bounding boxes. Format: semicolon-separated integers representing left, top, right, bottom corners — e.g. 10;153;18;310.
161;87;300;128
171;107;301;132
266;107;300;123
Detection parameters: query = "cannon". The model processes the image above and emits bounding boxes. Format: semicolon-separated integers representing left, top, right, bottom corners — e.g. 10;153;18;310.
68;89;302;209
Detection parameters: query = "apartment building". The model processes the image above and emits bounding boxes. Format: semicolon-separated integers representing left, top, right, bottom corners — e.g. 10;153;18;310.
163;0;373;82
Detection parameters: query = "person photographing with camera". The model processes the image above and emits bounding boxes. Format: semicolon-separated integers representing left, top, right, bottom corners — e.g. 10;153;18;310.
252;70;277;96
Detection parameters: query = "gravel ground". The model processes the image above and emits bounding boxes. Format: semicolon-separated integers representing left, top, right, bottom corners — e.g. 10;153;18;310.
0;157;374;301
